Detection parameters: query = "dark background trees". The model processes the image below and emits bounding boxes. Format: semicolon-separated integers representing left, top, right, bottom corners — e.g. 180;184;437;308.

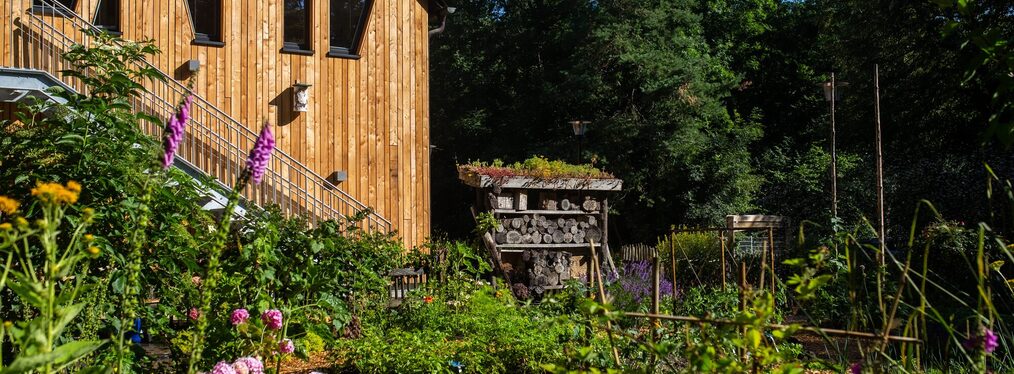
428;0;1014;245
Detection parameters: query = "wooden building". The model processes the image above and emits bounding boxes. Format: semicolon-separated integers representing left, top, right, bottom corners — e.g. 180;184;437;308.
0;0;433;247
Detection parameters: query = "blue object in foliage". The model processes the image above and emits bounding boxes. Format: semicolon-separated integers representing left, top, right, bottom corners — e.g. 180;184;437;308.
449;360;464;373
126;317;143;344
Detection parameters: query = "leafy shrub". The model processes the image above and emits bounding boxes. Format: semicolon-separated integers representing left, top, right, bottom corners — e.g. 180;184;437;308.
336;286;572;373
657;230;723;288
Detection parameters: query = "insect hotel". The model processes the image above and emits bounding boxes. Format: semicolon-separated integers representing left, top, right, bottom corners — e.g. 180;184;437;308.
459;166;622;299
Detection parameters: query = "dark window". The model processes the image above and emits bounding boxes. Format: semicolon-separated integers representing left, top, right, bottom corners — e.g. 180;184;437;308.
186;0;223;44
94;0;119;33
329;0;370;57
284;0;312;51
32;0;77;16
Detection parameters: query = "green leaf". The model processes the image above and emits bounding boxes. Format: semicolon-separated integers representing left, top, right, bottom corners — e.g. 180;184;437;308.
2;340;105;374
76;366;113;374
8;279;47;309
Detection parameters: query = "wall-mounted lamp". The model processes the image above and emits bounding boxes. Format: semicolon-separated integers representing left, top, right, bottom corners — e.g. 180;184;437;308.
293;82;312;112
187;59;201;73
326;170;348;187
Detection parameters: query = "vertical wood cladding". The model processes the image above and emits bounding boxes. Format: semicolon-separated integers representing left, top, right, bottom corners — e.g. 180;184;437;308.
1;0;431;248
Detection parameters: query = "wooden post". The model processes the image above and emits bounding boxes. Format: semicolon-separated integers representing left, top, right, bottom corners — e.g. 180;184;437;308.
830;72;839;219
874;64;886;267
759;232;767;291
653;247;661;314
590;240;622;367
670;234;678;314
768;227;776;294
720;231;728;289
651;247;660;367
738;262;747;362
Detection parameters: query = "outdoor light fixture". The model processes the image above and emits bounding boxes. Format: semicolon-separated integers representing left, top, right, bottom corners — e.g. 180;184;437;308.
326;170;348;186
569;120;591;136
293;82;311;112
568;120;592;164
187;59;200;73
818;80;848;102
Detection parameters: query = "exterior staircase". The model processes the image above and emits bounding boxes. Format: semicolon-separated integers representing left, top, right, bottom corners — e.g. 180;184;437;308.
1;0;391;233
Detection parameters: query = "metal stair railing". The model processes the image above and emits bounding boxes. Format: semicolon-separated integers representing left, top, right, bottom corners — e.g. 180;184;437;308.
8;0;392;233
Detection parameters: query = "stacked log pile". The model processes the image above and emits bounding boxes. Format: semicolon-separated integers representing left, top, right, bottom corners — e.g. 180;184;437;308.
522;250;572;295
493;214;603;245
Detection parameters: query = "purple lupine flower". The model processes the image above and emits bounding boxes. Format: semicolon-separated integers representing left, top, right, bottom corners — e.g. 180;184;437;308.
210;361;237;374
232;357;264;374
245;122;275;184
161;95;193;169
261;309;283;330
230;308;250;326
278;338;295;354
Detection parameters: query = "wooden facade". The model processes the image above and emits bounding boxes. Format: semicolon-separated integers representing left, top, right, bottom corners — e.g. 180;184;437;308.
1;0;432;247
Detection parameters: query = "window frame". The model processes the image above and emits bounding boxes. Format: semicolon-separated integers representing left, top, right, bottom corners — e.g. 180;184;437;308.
326;0;373;59
281;0;314;55
92;0;121;35
186;0;225;47
31;0;78;17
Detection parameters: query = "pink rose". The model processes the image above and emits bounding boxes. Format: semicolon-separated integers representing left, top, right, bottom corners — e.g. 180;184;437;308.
187;307;200;321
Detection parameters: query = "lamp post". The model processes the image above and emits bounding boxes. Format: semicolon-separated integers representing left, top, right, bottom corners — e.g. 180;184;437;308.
569;120;591;164
818;75;848;218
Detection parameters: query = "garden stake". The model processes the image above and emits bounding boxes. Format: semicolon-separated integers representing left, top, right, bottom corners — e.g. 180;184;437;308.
651;247;660;368
768;227;776;294
670;236;677;315
739;262;747;362
720;231;727;289
759;232;767;291
588;240;622;367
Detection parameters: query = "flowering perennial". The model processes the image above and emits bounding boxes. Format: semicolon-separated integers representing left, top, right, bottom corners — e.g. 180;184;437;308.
278;338;295;354
261;309;283;330
230;308;250;326
965;328;999;354
210;361;237;374
162;95;193;169
0;196;18;215
188;307;200;321
232;356;264;374
615;260;674;307
31;181;81;205
245;122;275;184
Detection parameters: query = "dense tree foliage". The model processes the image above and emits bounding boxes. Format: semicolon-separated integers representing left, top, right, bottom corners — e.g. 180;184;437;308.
429;0;1014;244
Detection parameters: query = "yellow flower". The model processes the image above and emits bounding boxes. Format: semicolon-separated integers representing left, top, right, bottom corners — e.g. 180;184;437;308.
65;180;81;193
0;223;11;231
83;234;94;242
0;196;18;214
31;181;80;205
14;217;28;228
87;246;100;257
2;321;10;328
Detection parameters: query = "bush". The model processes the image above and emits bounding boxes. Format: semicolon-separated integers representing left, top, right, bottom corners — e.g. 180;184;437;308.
657;230;724;288
336;286;574;373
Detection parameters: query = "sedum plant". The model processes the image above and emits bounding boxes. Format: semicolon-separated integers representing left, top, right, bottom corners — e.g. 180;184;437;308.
0;181;107;373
